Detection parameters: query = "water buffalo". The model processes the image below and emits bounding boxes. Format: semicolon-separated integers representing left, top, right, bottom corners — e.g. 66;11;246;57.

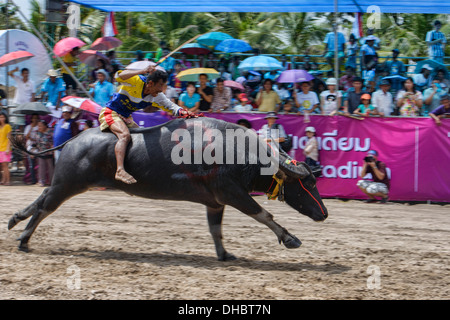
9;117;328;261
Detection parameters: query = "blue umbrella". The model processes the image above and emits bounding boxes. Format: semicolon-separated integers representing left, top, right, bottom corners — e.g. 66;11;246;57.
197;32;234;47
238;56;284;71
215;39;252;53
414;59;449;79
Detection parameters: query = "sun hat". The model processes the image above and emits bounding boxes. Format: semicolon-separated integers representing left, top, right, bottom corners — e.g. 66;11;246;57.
238;93;248;102
264;111;279;119
305;126;316;133
361;93;371;100
421;64;433;71
326;78;337;86
367;150;378;156
47;69;59;77
61;105;72;113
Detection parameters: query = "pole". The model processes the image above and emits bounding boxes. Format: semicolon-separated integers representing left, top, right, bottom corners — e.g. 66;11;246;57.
5;0;10;109
334;0;339;80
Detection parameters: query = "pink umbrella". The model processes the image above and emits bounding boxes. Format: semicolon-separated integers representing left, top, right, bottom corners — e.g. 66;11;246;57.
0;50;34;67
224;80;245;91
78;50;110;67
90;36;123;51
61;96;103;114
53;37;86;57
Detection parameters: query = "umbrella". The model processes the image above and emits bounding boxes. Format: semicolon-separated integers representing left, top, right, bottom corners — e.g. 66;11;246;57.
53;37;86;57
90;36;123;51
197;32;234;47
215;39;252;53
176;68;219;82
382;75;407;81
0;50;34;67
224;80;245;91
125;60;166;72
61;96;103;114
13;102;51;115
78;50;110;67
277;69;314;83
414;59;449;78
179;43;211;55
238;56;283;71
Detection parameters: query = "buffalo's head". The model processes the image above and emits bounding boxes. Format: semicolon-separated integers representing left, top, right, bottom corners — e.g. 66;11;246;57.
278;161;328;222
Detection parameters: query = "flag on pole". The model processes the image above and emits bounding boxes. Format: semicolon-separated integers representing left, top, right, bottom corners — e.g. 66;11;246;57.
352;12;363;39
102;12;118;37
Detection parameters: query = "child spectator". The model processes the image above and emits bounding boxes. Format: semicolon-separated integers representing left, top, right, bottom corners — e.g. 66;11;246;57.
354;93;378;117
234;93;253;112
320;78;342;115
303;126;319;168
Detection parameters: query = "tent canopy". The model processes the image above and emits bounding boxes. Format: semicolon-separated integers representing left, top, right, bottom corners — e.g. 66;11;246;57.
71;0;450;14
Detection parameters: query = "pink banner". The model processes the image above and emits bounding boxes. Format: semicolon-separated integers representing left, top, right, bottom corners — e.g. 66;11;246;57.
205;113;450;202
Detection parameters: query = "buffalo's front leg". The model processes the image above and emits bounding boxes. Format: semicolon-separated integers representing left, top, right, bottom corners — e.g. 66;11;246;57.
206;205;236;261
217;186;301;250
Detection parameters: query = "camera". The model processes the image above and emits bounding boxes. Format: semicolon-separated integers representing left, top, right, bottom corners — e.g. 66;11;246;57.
364;156;375;163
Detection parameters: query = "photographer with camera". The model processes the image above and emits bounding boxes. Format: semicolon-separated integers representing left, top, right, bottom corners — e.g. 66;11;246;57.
357;150;390;204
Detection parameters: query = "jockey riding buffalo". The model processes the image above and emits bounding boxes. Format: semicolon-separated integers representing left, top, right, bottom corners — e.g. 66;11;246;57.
9;117;328;261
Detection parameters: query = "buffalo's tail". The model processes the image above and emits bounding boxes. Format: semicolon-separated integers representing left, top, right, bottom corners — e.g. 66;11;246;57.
9;133;78;158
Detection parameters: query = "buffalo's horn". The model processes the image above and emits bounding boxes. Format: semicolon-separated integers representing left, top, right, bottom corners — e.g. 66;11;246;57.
278;153;311;179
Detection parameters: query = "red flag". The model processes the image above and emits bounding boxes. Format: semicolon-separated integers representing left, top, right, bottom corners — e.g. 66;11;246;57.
102;12;118;37
352;12;363;39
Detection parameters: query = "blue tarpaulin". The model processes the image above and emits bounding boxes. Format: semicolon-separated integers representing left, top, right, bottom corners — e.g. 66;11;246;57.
70;0;450;13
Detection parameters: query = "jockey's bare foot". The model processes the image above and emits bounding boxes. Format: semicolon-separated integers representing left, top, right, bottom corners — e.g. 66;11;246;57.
115;169;137;184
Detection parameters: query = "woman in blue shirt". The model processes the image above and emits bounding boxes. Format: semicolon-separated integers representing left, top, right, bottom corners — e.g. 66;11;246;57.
178;82;201;113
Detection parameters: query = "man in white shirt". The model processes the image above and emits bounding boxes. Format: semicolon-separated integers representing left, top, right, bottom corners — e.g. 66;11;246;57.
371;80;393;117
8;67;36;105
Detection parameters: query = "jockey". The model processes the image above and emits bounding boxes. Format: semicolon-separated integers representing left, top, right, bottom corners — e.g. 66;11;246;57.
99;65;196;184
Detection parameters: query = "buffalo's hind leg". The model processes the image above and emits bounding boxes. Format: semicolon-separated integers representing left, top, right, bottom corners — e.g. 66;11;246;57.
206;205;236;261
217;187;301;250
10;184;88;252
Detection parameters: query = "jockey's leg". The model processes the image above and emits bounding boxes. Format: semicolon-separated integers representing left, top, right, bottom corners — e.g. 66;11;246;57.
109;120;137;184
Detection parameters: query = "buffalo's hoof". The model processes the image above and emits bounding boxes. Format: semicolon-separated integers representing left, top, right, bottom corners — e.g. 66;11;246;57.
17;241;29;253
8;216;18;230
282;234;302;249
218;252;237;261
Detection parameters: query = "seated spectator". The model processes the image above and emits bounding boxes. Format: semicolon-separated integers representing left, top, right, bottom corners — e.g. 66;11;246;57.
179;82;201;113
205;53;217;69
429;94;450;126
396;78;423;116
354;93;378;117
413;64;433;91
433;69;450;90
343;77;366;115
357;150;390;204
371;80;393;117
345;33;359;70
323;31;346;71
320;78;342;115
88;69;115;107
197;73;214;112
294;81;320;115
280;99;297;114
339;66;355;92
256;79;281;112
423;79;448;115
210;78;232;112
303;126;319;168
234;93;253;112
35;120;54;187
41;69;66;108
159;48;176;74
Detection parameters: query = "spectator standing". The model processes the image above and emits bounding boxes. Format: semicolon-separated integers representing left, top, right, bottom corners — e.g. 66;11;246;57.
179;82;201;113
396;78;423;116
343;77;366;115
429;94;450;126
35;120;54;187
423;79;448;115
228;56;241;80
197;74;214;112
61;47;80;93
345;34;359;70
23;113;40;185
159;48;176;74
53;105;79;162
360;36;378;73
88;69;115;107
294;81;320;115
90;58;109;83
371;80;393;117
41;69;66;108
359;28;381;50
256;79;281;112
357;150;390;203
320;78;342;115
259;112;288;152
0;112;12;186
426;20;447;63
8;67;36;105
210;78;232;112
155;41;167;62
303;126;319;168
132;50;144;62
383;49;406;92
323;31;346;71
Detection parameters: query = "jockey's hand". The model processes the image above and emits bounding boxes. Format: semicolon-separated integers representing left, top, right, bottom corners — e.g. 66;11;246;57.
143;65;156;75
177;109;203;119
